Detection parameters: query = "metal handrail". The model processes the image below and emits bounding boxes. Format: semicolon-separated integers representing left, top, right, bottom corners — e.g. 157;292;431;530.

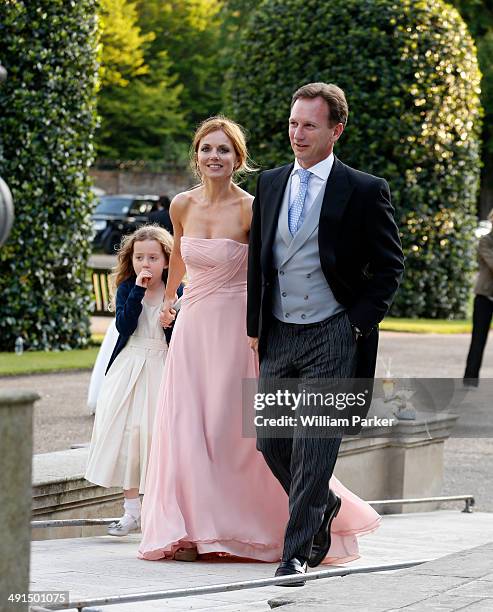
32;518;119;529
30;559;431;611
368;494;475;513
31;494;475;529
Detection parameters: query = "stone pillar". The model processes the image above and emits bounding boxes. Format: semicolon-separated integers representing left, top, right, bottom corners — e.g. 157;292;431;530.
0;389;39;612
336;413;459;513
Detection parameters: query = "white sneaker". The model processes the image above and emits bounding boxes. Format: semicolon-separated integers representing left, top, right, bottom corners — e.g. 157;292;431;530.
107;514;141;536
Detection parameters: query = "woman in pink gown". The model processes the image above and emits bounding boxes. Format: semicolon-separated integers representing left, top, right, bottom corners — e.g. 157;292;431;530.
138;117;380;563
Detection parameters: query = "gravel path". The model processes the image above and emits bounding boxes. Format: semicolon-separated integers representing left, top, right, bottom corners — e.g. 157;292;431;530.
1;331;492;510
1;370;93;455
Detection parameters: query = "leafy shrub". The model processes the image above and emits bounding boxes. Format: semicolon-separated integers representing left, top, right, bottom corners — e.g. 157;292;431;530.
228;0;482;317
0;0;99;349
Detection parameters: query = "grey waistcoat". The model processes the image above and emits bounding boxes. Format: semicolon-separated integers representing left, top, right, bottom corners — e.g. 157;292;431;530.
271;177;344;324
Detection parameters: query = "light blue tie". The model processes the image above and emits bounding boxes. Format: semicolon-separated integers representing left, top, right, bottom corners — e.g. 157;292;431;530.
288;168;311;235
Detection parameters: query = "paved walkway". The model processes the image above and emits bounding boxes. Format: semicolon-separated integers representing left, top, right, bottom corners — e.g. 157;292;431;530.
30;511;493;611
267;542;493;611
377;331;493;378
88;254;116;270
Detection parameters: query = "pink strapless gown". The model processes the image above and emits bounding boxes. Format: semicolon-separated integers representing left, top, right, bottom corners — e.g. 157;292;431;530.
139;237;380;563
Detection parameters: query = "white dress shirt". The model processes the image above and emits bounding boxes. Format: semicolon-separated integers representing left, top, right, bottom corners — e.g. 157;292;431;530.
289;153;334;225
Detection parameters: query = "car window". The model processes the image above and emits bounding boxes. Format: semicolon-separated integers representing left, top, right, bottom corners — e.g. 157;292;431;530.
96;197;131;214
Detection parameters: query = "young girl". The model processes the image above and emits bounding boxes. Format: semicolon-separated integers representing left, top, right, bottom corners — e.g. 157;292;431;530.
85;224;176;536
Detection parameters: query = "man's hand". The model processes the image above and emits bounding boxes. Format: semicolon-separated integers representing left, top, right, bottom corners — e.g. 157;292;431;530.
248;336;259;354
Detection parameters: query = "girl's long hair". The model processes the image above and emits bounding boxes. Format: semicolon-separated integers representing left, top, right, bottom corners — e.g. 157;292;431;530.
108;224;174;310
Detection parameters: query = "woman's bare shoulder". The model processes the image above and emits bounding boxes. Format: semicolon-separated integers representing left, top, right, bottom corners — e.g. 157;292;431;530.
233;184;254;207
170;188;200;212
234;187;253;232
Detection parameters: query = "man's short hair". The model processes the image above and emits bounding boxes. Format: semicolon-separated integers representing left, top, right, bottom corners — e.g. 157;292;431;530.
291;83;349;127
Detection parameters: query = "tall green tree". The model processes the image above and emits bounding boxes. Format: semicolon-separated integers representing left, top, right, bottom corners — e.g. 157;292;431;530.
96;0;185;161
99;0;154;87
137;0;224;129
218;0;260;81
97;52;185;160
96;0;262;162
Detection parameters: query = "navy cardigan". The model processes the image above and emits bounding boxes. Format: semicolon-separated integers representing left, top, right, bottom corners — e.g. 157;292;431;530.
105;277;183;374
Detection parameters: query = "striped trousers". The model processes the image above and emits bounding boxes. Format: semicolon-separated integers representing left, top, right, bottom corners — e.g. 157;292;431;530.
257;310;357;561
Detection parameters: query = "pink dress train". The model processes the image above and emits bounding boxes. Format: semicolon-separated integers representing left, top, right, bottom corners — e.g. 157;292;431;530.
139;237;380;563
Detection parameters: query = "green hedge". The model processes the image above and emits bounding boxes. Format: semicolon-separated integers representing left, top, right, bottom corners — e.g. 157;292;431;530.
228;0;482;318
0;0;98;350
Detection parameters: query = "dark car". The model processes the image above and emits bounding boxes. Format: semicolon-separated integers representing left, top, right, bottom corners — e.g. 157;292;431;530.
92;194;161;254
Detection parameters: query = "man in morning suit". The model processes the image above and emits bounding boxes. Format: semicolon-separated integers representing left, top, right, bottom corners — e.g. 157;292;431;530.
247;82;405;585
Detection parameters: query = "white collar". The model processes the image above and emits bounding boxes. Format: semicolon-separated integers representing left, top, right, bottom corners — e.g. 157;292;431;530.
292;153;334;181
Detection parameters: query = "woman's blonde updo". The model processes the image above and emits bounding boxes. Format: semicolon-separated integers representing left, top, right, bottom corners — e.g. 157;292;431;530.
191;115;256;182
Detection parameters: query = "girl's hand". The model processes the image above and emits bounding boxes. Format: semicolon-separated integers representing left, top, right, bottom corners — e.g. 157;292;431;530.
160;297;176;328
136;269;152;288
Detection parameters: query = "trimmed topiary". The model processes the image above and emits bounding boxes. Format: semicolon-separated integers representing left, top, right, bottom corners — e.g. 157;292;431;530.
228;0;482;318
0;0;99;350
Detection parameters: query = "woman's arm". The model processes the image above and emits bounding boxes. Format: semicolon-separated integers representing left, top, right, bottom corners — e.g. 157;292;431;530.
161;195;188;327
242;192;254;236
164;195;187;301
247;175;263;348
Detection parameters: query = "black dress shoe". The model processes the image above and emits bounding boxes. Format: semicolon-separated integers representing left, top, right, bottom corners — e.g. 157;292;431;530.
274;557;308;587
308;493;342;568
